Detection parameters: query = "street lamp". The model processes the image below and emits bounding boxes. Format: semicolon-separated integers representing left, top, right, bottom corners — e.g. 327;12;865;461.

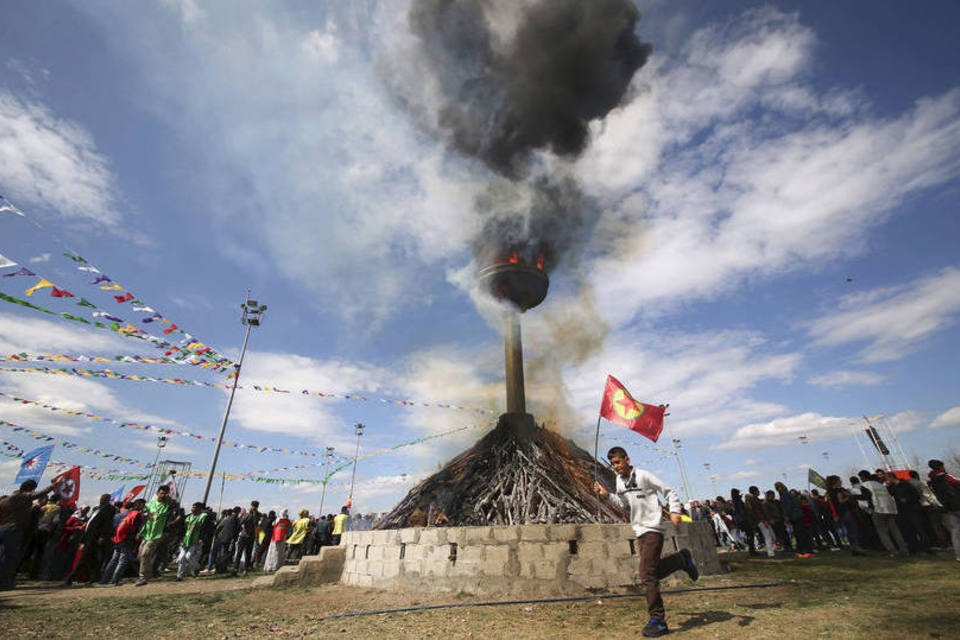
201;292;267;506
318;446;335;515
347;423;365;509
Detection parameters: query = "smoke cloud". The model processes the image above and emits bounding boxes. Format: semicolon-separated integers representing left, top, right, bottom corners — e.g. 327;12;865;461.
403;0;651;268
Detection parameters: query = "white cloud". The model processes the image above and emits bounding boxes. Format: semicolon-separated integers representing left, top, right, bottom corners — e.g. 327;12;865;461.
28;253;51;264
559;328;800;440
728;470;759;480
808;370;886;388
577;9;960;327
807;268;960;362
717;410;923;450
0;311;137;356
930;406;960;430
0;91;122;225
229;350;392;449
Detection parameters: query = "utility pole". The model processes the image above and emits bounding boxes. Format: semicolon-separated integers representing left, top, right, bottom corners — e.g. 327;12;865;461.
201;292;267;506
347;423;365;509
318;446;335;515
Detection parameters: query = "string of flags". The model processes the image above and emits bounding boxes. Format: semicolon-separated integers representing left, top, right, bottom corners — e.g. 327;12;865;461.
0;291;231;372
0;365;495;415
0;419;153;468
0;194;232;368
1;351;228;369
0;391;482;470
0;390;346;459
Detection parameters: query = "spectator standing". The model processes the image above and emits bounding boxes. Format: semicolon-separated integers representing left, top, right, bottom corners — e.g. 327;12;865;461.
927;459;960;561
263;510;292;572
745;486;776;557
101;499;145;585
63;493;116;585
0;479;55;589
176;502;209;580
332;507;349;545
233;501;260;576
857;470;908;557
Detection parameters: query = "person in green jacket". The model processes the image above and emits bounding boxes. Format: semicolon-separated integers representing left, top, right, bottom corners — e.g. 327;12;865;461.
135;485;178;586
176;502;209;580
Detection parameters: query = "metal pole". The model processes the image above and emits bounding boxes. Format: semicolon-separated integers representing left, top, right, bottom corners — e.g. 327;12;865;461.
319;446;334;515
200;292;266;505
201;319;252;506
348;424;365;508
592;414;603;523
217;471;225;513
671;438;692;503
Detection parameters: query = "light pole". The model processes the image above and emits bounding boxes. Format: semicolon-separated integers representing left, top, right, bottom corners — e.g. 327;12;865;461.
671;438;693;502
347;423;365;509
318;446;335;515
201;292;267;506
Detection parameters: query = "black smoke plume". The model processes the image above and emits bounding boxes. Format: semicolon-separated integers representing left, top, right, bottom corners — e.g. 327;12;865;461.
410;0;650;179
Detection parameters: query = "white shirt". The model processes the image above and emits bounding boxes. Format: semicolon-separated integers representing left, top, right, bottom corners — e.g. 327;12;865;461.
606;467;683;536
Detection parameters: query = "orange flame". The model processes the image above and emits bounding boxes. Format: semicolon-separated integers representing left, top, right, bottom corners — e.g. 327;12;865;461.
508;251;520;264
536;254;544;270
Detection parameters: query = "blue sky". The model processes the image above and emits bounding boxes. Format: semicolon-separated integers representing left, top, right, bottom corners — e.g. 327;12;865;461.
1;1;959;513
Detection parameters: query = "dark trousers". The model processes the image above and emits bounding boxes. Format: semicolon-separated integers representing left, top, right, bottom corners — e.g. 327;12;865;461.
792;519;813;554
772;521;792;551
65;540;102;583
234;536;255;573
637;532;686;623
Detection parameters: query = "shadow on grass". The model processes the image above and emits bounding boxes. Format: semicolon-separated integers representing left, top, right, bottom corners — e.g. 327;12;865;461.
676;609;756;631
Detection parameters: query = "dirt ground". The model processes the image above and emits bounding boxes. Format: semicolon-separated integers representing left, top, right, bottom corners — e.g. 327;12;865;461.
2;551;958;639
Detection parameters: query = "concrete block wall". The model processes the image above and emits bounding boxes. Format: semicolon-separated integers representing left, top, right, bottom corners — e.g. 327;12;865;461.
339;521;721;596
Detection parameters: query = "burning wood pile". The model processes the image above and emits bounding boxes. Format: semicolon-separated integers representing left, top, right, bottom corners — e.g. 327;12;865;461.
375;0;651;529
376;414;624;527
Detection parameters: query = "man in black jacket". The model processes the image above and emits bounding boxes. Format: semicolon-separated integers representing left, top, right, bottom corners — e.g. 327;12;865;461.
63;493;116;585
928;460;960;561
233;501;260;576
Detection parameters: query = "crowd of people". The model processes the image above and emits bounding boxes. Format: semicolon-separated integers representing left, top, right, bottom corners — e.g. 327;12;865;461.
0;480;364;590
686;459;960;561
2;458;958;592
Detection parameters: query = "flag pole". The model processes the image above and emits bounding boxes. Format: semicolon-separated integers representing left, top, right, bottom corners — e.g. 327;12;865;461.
593;414;603;523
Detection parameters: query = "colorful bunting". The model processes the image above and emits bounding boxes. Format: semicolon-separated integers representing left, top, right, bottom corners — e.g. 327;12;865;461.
114;292;134;303
3;266;34;278
0;254;17;269
51;287;74;298
25;278;54;296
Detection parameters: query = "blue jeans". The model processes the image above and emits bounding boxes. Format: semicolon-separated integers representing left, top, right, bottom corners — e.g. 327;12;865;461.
101;544;137;584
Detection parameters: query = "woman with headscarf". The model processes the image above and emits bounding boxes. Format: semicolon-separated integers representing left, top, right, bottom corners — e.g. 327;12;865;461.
285;509;310;561
262;510;292;572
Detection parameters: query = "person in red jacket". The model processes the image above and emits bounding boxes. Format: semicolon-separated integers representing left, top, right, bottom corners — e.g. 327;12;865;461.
101;499;145;585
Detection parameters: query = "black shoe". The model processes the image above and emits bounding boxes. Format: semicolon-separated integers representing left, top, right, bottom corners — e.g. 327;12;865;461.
642;618;670;637
680;548;699;582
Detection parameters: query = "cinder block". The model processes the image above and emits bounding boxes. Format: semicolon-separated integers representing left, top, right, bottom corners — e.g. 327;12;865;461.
547;524;578;541
465;527;494;544
399;527;421;544
460;545;483;563
517;542;543;563
569;574;607;590
566;556;592;576
533;560;559;580
371;530;398;545
482;546;510;576
541;542;570;562
382;560;401;578
578;541;607;559
401;559;423;576
520;525;549;541
578;525;608;541
419;528;447;545
355;574;374;587
452;561;482;577
492;526;521;542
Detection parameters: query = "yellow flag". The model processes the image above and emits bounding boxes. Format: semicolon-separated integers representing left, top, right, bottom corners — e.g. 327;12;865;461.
25;278;54;296
99;283;123;291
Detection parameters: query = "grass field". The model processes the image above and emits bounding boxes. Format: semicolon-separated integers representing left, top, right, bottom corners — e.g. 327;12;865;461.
2;551;957;639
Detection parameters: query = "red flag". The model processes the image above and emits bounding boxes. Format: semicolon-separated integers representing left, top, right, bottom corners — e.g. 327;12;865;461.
51;287;75;298
52;465;81;508
162;324;178;335
122;484;146;504
114;292;134;303
598;375;665;442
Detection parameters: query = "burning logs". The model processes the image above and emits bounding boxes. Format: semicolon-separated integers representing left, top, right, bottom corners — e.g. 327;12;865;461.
376;414;625;528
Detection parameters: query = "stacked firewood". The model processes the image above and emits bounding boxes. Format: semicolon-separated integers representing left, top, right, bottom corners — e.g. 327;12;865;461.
376;417;625;528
